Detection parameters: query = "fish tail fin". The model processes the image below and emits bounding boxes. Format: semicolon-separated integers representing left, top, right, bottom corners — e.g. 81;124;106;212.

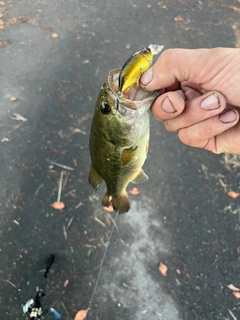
112;193;130;214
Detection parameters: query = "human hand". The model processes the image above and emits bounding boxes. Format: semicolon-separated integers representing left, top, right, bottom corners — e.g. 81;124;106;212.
140;48;240;155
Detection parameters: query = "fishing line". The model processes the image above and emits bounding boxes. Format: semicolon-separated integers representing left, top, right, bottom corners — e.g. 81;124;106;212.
87;211;119;315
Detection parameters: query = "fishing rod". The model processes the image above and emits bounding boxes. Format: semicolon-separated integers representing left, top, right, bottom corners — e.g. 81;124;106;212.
23;254;61;320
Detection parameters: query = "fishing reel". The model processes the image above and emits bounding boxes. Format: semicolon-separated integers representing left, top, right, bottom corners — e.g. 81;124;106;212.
22;254;61;320
23;298;43;319
23;298;60;320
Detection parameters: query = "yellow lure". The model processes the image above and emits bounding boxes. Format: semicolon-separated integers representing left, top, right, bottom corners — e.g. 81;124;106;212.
118;44;164;93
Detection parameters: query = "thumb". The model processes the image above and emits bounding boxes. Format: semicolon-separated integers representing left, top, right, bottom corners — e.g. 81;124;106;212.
140;48;215;91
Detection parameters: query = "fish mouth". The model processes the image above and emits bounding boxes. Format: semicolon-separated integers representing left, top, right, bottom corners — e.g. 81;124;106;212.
107;69;160;112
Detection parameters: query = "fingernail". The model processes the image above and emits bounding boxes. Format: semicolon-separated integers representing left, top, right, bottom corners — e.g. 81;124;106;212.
162;97;176;113
201;93;220;110
219;110;237;123
140;68;153;86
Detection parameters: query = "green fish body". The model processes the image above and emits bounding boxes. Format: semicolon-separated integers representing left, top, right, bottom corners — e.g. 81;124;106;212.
89;69;159;213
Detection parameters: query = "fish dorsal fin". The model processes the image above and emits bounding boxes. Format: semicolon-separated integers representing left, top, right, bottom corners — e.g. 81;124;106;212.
131;169;149;184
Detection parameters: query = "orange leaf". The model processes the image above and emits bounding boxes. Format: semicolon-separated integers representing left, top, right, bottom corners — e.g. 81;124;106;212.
10;96;18;102
129;187;139;195
103;205;114;212
174;16;184;22
50;201;65;210
159;262;168;277
51;33;58;38
232;291;240;298
74;309;88;320
229;5;240;12
63;279;69;287
227;191;239;198
228;284;240;292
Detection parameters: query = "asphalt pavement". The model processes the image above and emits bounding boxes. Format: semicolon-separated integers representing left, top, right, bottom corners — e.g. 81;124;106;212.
1;0;240;319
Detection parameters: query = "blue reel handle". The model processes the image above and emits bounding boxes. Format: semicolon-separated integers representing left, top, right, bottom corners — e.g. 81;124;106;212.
49;308;61;320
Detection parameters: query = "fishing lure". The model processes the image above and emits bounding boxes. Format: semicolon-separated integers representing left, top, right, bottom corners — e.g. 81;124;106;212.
22;254;61;320
118;44;164;94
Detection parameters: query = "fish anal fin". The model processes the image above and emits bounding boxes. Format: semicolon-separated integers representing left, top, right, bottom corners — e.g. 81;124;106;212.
121;146;137;166
102;191;112;207
112;193;130;214
88;165;103;190
131;169;149;184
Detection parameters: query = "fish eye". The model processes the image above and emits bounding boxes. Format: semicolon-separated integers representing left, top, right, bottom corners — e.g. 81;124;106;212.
100;102;111;114
143;47;151;53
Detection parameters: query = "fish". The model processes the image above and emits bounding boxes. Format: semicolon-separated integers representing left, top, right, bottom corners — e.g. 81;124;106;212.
118;44;164;94
89;45;163;214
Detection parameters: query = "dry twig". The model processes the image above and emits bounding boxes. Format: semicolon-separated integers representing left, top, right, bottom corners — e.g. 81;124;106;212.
46;159;74;171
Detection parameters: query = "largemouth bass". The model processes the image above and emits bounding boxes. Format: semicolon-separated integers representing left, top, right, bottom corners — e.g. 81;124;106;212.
89;45;163;214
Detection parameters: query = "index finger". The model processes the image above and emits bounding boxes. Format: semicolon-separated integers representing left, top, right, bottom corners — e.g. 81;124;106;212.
140;48;217;91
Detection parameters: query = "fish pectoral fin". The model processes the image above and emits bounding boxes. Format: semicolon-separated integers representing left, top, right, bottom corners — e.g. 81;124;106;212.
121;146;137;166
131;169;149;184
88;165;103;190
112;192;130;214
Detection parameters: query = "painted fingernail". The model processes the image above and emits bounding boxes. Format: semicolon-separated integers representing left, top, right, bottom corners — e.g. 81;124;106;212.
140;68;153;86
201;93;220;110
219;110;237;123
162;97;176;113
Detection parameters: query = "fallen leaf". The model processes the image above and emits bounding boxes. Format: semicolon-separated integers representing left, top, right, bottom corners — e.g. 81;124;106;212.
0;20;4;25
0;39;11;48
51;33;58;38
63;279;69;287
74;309;88;320
50;201;65;210
227;284;240;292
227;191;239;198
0;14;3;18
10;97;18;102
229;5;240;12
82;59;90;64
129;187;139;195
126;44;131;49
37;9;42;13
232;291;240;298
176;269;181;275
159;262;168;277
103;205;114;212
10;112;28;121
174;16;184;22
